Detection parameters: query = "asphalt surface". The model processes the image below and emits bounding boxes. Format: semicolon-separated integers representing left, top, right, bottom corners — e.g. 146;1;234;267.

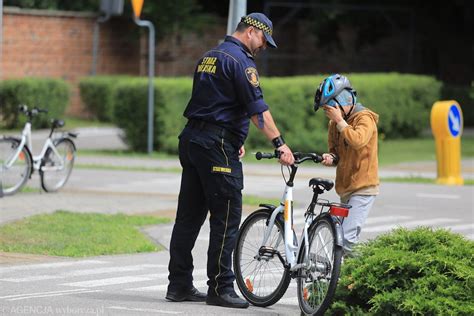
1;127;473;315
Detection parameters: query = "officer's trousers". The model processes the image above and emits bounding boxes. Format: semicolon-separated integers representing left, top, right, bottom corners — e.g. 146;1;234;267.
168;127;243;296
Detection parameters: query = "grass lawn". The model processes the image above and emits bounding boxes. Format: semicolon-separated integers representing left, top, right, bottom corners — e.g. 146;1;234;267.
0;211;171;257
381;177;474;185
378;136;474;165
243;195;279;207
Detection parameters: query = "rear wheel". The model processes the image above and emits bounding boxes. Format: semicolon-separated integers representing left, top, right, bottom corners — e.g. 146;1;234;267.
40;138;75;192
233;209;291;307
297;216;342;315
0;138;32;196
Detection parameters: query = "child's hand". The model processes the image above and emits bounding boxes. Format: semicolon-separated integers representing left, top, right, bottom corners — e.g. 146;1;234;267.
323;105;343;123
321;153;334;166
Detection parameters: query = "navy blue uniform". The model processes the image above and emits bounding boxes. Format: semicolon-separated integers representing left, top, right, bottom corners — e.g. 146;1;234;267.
168;36;268;297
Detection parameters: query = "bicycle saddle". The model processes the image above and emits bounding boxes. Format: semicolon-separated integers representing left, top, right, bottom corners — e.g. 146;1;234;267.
309;178;334;191
52;119;65;128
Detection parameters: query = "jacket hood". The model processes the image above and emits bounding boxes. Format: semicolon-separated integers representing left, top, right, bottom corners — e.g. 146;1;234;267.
350;103;379;124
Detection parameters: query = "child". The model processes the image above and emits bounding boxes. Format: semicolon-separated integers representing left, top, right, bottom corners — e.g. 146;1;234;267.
314;74;379;255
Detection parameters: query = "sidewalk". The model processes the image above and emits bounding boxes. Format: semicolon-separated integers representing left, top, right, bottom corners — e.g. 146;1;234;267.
4;126;473;179
76;154;474;180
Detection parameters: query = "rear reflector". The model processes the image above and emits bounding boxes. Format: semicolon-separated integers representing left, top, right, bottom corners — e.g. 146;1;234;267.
330;206;349;217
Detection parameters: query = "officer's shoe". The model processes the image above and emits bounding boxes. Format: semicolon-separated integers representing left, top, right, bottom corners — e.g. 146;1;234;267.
165;286;207;302
206;291;249;309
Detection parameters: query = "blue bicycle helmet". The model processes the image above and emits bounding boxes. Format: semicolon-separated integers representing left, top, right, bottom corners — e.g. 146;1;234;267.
314;74;357;112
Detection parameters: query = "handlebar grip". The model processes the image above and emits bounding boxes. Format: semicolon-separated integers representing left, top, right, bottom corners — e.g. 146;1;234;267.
18;105;28;113
256;152;275;160
313;154;323;163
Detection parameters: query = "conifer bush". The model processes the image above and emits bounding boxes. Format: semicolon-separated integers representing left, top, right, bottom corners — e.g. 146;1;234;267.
328;227;474;315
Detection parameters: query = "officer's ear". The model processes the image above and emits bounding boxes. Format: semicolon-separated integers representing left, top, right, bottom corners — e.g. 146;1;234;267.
247;26;256;39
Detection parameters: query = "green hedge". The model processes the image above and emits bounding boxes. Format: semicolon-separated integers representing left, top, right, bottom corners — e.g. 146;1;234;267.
79;76;131;122
111;77;190;151
110;73;441;153
329;227;474;315
0;78;70;129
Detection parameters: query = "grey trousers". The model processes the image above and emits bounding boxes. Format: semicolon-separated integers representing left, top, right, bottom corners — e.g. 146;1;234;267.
340;195;376;255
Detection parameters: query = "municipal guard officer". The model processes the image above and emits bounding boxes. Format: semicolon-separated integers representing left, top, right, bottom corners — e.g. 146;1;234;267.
166;12;294;309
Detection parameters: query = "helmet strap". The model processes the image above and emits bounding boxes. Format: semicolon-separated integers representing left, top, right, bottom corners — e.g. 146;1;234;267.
339;104;355;120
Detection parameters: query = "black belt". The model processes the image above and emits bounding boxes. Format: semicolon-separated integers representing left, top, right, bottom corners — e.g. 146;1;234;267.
186;119;240;146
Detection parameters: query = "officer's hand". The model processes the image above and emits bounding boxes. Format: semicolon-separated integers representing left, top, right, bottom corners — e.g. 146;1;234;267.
321;153;334;166
239;145;245;159
277;144;294;166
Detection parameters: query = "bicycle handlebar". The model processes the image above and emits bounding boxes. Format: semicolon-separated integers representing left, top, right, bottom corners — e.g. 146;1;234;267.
255;150;323;164
18;104;48;115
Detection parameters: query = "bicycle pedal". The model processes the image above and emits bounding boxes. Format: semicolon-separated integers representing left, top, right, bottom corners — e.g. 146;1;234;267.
258;246;278;256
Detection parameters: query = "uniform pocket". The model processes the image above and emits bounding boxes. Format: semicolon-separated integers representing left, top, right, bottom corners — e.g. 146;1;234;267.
212;160;244;198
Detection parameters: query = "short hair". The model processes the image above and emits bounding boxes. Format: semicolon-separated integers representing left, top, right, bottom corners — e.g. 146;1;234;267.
235;21;250;33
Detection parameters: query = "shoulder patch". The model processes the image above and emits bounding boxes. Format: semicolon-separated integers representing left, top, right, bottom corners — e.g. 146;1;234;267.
245;67;260;87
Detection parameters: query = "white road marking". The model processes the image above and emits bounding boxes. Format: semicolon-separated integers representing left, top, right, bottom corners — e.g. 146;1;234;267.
364;218;461;233
365;215;413;225
0;264;165;282
277;296;298;305
108;306;182;314
0;260;107;274
441;223;474;232
383;205;425;210
416;193;460;199
7;290;102;301
61;269;207;288
61;276;154;288
0;289;97;301
128;279;208;292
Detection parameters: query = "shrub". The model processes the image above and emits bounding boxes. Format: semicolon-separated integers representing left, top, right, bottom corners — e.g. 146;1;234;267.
0;78;69;129
111;73;442;153
328;227;474;315
79;76;131;122
113;78;157;151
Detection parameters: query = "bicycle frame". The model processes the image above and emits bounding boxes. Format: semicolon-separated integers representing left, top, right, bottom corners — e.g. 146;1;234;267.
259;164;313;271
258;164;345;273
6;121;65;173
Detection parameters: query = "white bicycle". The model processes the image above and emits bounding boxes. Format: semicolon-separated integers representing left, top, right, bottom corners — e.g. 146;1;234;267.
0;105;77;196
233;151;351;315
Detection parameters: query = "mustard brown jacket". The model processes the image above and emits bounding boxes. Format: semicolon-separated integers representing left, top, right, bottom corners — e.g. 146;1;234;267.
328;104;379;197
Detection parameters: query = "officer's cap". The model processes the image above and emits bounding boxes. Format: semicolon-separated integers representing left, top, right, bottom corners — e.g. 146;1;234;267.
241;13;277;48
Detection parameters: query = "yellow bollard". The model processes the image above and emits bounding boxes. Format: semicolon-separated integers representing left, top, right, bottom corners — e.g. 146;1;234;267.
430;100;464;185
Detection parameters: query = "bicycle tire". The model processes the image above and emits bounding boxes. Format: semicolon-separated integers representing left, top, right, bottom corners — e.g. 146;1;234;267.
40;138;75;192
0;138;32;196
296;216;342;316
233;209;291;307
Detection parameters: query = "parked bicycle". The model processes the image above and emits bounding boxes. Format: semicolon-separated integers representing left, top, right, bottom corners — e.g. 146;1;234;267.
233;150;351;315
0;105;77;196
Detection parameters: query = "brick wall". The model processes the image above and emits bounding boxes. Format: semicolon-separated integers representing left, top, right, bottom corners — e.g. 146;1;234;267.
1;7;140;116
0;7;228;116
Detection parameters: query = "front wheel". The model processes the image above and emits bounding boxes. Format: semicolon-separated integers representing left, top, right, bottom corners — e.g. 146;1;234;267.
0;138;32;196
297;216;342;316
40;138;76;192
233;209;291;307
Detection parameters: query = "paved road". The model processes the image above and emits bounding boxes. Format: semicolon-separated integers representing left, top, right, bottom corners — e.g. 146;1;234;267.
1;127;473;315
